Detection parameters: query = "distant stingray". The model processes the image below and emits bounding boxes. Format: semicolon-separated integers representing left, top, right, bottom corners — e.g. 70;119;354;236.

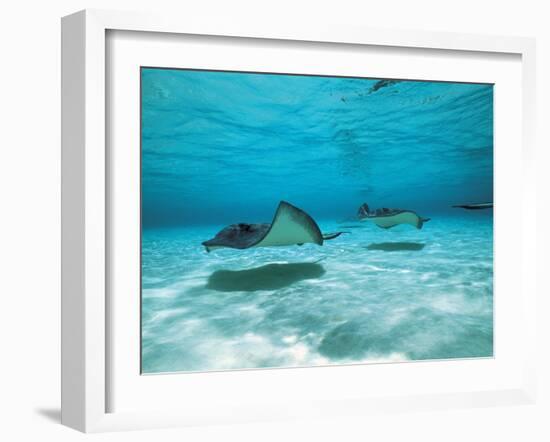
357;203;430;230
452;202;493;210
202;201;348;252
369;79;400;94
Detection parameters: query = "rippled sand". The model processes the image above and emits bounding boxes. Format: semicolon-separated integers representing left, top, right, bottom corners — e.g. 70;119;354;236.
141;214;493;373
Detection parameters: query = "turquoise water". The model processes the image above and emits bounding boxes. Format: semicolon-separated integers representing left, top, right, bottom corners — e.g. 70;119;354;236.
141;68;493;373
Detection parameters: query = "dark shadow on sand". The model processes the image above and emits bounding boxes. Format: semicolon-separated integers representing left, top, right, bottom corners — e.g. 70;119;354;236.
366;242;426;252
206;262;326;292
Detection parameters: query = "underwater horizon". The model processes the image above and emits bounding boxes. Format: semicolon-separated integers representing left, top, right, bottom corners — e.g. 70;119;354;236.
141;68;493;374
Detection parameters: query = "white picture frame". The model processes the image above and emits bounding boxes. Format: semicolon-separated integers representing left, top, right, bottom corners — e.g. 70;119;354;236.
61;9;538;433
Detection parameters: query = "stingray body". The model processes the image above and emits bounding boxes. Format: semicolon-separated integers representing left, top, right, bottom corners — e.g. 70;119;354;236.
452;202;493;210
357;203;430;230
202;201;346;252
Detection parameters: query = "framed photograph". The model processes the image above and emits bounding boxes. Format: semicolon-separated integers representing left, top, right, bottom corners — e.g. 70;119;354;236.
61;9;538;432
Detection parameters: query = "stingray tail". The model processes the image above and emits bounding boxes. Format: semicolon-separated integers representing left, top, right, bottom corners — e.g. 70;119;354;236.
416;218;431;229
322;231;350;241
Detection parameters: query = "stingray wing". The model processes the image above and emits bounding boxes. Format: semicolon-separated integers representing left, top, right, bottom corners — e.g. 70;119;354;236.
254;201;323;247
202;223;270;252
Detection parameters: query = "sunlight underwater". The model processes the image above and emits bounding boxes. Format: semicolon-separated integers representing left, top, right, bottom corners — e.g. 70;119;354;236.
140;69;494;374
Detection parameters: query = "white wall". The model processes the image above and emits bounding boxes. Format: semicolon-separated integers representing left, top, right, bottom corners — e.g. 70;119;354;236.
0;0;548;440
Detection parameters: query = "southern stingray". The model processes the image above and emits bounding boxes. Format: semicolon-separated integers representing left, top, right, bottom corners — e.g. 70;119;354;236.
357;203;430;230
452;202;493;210
202;201;347;252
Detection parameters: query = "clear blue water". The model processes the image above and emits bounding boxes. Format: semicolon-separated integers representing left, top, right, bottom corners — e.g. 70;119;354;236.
141;68;493;373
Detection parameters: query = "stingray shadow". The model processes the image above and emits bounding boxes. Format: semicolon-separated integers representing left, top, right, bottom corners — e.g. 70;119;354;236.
206;262;326;292
366;242;426;252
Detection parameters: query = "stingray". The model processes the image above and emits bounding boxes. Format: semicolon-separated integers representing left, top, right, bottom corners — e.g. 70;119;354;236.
369;79;400;94
202;201;347;252
357;203;430;230
452;202;493;210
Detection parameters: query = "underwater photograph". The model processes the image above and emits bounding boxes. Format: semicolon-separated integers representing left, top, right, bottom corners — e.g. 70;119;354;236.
141;67;494;374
